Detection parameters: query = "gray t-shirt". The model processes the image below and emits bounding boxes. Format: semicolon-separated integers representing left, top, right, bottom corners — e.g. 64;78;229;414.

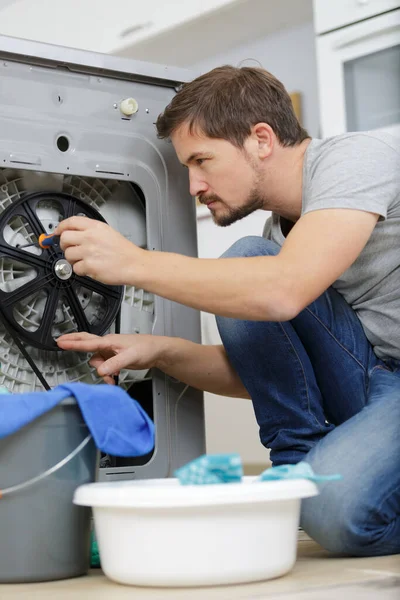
263;131;400;361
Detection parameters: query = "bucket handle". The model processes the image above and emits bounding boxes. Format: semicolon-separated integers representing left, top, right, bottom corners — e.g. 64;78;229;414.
0;434;92;499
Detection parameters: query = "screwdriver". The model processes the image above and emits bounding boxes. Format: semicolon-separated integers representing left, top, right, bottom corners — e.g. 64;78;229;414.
17;233;60;249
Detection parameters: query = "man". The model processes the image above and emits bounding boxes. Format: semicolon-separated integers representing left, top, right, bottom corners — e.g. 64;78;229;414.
56;66;400;558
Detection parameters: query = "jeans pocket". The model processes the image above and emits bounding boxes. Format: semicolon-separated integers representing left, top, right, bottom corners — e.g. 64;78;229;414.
367;362;400;404
370;364;392;375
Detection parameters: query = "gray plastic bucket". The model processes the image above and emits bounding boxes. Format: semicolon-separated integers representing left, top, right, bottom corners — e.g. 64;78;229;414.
0;399;98;582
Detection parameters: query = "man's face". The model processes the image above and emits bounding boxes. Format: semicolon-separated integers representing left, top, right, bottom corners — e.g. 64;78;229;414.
171;124;266;227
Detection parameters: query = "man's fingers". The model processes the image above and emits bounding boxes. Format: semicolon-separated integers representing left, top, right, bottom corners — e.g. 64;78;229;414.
57;332;97;341
72;260;90;277
59;230;85;251
64;246;84;265
55;216;91;235
89;353;120;382
89;353;105;368
57;333;104;352
57;331;129;384
97;350;134;377
89;354;119;374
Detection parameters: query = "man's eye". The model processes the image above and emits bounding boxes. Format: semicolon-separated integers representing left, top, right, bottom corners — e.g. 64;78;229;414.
196;158;205;165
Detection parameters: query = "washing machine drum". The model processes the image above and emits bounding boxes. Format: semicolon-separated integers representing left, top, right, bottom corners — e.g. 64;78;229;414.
0;169;153;393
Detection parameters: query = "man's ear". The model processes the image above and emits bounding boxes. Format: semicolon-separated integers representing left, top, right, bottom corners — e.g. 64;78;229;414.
252;122;274;159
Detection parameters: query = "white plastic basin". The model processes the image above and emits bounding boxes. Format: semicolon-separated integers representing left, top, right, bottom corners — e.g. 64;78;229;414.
74;476;318;587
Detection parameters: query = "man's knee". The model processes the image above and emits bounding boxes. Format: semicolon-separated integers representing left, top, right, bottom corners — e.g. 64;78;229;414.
220;236;280;259
301;486;357;555
301;388;400;557
301;488;396;557
300;454;399;557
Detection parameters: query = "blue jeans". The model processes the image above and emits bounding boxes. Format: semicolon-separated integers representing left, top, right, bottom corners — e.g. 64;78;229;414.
217;236;400;557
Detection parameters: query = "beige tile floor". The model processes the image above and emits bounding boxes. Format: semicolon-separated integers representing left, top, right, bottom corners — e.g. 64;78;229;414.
0;534;399;599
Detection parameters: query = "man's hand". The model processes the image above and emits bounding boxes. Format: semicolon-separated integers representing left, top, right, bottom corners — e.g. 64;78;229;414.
57;332;250;398
55;216;146;285
57;332;166;385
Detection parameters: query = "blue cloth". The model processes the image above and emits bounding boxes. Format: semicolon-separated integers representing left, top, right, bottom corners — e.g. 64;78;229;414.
216;236;400;557
0;382;154;456
174;453;243;485
258;462;342;483
174;454;341;486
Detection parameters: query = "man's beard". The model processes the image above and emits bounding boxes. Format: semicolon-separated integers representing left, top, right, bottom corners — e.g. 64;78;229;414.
199;187;265;227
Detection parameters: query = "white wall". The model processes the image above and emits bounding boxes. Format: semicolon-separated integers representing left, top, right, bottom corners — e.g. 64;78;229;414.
193;21;320;138
194;21;319;468
197;211;272;469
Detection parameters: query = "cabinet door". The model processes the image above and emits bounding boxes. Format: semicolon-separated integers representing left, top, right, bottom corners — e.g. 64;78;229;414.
315;10;400;136
313;0;400;35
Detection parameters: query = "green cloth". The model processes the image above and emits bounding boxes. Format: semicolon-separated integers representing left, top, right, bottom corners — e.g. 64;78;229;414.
90;530;101;568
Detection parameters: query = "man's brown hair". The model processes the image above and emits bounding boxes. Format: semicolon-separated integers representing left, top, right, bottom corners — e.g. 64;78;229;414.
156;65;309;148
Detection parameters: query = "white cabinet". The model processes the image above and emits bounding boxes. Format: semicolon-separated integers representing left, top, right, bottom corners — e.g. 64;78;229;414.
0;0;238;54
0;0;313;67
313;4;400;137
313;0;400;34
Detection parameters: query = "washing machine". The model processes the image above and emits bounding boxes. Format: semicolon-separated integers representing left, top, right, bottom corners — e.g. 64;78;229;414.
0;34;205;480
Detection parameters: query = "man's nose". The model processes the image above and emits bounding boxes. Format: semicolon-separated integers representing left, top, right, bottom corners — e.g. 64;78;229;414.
189;171;208;197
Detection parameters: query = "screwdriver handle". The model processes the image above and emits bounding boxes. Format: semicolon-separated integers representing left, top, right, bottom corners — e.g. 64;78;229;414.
38;233;60;248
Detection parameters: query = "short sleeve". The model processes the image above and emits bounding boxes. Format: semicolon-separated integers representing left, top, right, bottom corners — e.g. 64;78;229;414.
303;134;400;221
